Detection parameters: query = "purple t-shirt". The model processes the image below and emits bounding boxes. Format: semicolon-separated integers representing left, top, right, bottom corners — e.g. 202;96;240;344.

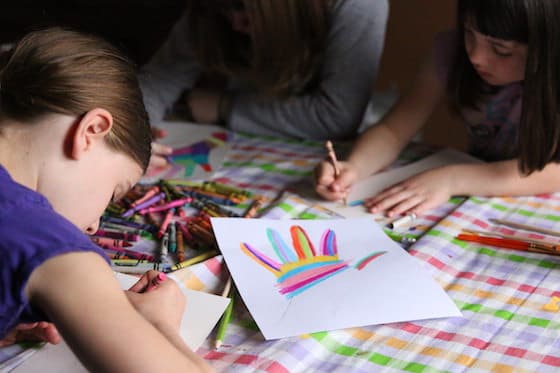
434;31;523;162
0;165;108;338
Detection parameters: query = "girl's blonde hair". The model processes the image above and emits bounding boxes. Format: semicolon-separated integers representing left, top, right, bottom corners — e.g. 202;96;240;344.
186;0;331;97
0;28;152;171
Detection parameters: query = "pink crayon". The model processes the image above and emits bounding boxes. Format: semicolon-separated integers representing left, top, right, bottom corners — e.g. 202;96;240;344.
122;192;165;218
138;198;192;215
157;208;175;239
130;186;160;208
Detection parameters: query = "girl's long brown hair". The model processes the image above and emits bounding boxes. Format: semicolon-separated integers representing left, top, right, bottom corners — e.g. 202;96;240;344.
0;28;152;171
447;0;560;174
186;0;331;97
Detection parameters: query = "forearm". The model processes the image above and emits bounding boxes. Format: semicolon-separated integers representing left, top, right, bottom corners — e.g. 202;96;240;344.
450;160;560;197
346;123;406;179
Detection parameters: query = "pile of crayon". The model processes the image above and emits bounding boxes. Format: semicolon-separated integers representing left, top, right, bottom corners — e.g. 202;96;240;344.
91;180;263;274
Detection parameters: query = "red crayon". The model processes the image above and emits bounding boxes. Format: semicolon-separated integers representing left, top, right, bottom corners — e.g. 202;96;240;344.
93;229;139;242
91;236;133;248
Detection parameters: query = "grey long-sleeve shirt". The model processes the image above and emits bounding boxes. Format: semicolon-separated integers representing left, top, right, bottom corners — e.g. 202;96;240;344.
139;0;389;140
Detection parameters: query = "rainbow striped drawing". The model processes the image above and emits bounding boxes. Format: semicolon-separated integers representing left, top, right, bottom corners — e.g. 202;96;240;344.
240;225;386;298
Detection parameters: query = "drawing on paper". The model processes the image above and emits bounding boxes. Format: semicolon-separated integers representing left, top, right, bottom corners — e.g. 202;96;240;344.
170;132;228;177
240;225;387;298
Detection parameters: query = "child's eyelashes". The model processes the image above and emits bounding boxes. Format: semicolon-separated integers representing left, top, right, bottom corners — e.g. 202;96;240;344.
491;45;513;58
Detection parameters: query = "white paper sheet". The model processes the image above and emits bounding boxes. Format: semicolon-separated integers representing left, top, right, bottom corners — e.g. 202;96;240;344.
12;273;229;372
211;218;462;340
316;148;482;218
142;120;231;183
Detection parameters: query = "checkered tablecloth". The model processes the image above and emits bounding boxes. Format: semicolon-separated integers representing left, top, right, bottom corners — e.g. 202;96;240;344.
7;132;560;372
176;133;560;372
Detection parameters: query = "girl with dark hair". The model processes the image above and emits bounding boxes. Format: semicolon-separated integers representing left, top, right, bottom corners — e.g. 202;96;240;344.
141;0;389;168
315;0;560;218
0;28;211;372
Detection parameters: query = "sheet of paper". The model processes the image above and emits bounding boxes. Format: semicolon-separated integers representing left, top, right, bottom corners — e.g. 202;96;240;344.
311;148;482;218
211;217;462;340
12;273;229;372
142;120;231;183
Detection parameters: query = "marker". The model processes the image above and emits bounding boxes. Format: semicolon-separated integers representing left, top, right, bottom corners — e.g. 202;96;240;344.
387;212;417;230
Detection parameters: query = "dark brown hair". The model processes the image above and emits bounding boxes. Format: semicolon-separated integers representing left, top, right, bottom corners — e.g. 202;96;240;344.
0;28;152;171
185;0;331;97
447;0;560;174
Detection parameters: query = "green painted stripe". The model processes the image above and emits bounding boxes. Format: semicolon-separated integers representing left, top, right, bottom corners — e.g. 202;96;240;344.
222;161;312;176
298;212;320;220
309;332;450;373
455;301;560;329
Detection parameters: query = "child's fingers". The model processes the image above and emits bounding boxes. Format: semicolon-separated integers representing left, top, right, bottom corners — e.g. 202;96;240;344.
145;272;168;292
313;161;337;186
151;127;168;139
128;270;161;292
152;142;173;156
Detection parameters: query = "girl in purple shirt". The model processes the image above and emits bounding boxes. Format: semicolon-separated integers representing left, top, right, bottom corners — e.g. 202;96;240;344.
316;0;560;218
0;28;210;372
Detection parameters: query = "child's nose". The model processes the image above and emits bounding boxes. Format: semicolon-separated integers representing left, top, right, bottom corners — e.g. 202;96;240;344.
468;44;487;68
86;220;100;235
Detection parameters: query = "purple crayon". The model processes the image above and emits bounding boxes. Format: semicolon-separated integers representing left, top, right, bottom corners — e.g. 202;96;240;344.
121;192;165;218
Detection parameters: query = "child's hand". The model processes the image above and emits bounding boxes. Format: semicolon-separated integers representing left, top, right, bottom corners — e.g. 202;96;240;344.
365;167;454;217
0;322;61;347
314;160;358;201
148;142;173;172
126;271;185;330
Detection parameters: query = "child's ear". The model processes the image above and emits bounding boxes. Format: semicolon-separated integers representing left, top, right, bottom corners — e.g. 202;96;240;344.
68;108;114;160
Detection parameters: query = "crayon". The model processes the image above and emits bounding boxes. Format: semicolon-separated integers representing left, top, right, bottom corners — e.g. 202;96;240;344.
243;197;265;218
167;250;220;272
160;231;169;259
101;245;155;261
175;222;185;261
93;229;139;242
91;237;133;248
130;186;160;208
157;208;175;239
121;192;166;218
169;223;177;253
138;198;191;215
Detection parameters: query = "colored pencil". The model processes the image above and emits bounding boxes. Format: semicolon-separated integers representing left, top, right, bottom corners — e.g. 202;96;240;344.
490;218;560;238
215;285;235;349
456;233;560;255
